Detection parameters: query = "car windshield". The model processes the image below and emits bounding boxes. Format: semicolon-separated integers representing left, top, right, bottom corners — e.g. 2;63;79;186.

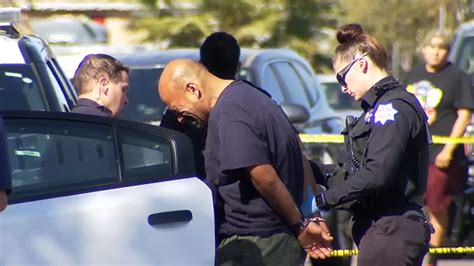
0;64;46;111
120;67;166;124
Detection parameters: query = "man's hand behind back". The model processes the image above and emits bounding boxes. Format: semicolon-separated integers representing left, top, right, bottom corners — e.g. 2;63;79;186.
298;219;333;259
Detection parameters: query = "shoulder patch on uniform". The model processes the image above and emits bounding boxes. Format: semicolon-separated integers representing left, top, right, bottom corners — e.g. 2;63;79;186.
373;103;398;125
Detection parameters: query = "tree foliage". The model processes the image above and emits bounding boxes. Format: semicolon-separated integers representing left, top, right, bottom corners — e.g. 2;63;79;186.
132;0;337;72
335;0;469;74
132;0;471;74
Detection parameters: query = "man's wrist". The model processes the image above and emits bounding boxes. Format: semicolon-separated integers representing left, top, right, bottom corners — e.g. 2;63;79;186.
290;216;326;236
290;217;306;236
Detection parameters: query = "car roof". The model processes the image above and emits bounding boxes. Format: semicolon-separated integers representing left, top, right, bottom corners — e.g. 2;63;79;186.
454;20;474;38
115;49;200;67
114;47;302;68
0;35;25;64
239;48;301;67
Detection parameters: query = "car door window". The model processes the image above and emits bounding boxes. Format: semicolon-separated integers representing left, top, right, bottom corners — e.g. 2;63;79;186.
261;65;285;103
6;119;117;200
119;128;172;182
271;62;310;109
0;65;46;111
291;62;319;107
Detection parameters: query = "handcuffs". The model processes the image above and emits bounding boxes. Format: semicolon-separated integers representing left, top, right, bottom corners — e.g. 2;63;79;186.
291;216;326;236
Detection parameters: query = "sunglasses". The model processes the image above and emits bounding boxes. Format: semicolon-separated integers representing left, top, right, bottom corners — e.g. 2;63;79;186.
336;53;368;88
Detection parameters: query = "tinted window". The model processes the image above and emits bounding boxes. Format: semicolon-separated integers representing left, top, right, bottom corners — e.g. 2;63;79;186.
120;128;172;181
454;36;474;74
121;68;166;124
271;62;310;108
6;119;117;200
291;62;318;107
0;65;46;111
260;66;285;102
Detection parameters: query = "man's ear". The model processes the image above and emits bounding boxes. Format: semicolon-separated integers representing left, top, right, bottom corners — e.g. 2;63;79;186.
99;76;110;95
185;82;202;100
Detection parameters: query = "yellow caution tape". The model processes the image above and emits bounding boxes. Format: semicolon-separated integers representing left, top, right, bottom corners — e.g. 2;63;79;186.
299;134;344;144
299;134;474;145
432;136;474;144
329;246;474;257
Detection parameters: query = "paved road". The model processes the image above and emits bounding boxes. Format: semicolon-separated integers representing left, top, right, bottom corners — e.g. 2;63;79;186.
438;260;474;265
304;257;474;265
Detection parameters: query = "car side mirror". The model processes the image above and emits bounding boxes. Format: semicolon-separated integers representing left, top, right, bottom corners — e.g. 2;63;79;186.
281;103;310;124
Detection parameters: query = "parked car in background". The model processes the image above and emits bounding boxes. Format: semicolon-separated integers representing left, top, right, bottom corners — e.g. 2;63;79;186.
0;111;215;265
115;48;344;161
113;49;196;126
0;8;77;112
30;16;108;45
318;73;360;121
52;44;155;80
446;20;474;248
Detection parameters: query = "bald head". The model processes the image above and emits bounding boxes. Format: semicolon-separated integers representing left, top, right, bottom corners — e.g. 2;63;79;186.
158;59;207;105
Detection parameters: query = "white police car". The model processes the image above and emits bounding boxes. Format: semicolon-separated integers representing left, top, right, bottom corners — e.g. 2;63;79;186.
0;111;215;265
0;8;76;112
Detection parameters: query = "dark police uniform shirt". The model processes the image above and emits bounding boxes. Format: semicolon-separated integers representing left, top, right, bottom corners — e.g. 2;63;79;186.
323;76;429;210
0;117;12;194
404;62;473;162
204;80;304;237
71;98;113;117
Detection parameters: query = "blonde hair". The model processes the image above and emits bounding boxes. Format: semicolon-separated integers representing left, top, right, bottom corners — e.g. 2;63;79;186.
422;30;452;50
74;54;129;95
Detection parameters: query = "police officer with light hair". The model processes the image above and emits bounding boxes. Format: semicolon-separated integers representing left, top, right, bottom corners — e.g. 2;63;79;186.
312;23;432;265
71;54;130;118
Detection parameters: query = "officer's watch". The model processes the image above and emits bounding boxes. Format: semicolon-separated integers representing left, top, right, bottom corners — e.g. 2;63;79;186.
315;193;330;211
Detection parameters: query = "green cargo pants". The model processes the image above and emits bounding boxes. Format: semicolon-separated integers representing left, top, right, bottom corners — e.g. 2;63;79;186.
216;232;305;266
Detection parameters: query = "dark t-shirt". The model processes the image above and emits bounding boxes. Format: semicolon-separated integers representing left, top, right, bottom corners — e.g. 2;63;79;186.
0;117;12;194
204;80;304;237
404;63;473;162
71;98;113;117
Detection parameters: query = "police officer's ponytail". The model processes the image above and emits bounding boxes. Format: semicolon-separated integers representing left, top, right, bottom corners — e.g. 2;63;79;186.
333;23;388;71
336;23;364;44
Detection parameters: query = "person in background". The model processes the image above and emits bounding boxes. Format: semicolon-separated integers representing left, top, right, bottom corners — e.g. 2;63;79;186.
404;30;473;266
313;23;432;265
159;59;333;265
0;116;11;212
71;54;129;117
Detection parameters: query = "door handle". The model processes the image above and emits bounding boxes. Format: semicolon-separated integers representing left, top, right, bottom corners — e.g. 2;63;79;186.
148;210;193;225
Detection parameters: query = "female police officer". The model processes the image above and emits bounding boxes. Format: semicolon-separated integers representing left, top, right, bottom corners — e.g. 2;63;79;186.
313;23;432;265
